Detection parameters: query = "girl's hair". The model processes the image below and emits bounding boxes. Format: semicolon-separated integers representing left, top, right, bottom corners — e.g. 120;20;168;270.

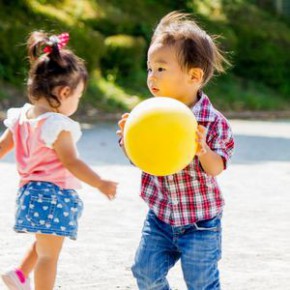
151;11;230;86
27;31;88;108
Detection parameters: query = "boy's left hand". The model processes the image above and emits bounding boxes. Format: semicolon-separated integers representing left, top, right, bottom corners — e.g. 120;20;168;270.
196;125;208;156
116;113;130;146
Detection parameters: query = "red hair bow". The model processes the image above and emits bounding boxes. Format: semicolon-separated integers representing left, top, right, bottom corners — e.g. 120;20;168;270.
43;32;70;53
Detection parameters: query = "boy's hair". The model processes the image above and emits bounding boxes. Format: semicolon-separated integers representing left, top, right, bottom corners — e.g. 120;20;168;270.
151;11;230;86
27;31;88;108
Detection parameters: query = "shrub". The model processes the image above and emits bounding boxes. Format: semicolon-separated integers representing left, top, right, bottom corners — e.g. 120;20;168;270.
68;27;105;72
225;3;290;97
101;34;146;79
0;23;28;85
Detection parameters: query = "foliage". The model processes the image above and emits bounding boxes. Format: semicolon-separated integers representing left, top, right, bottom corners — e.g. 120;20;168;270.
188;0;290;97
68;28;105;72
224;2;290;96
205;74;289;111
101;34;146;79
0;0;290;114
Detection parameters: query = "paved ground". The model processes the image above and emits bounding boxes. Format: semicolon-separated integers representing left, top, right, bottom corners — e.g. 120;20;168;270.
1;119;290;290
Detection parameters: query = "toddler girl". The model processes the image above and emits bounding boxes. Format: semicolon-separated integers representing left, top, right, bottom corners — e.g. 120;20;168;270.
0;31;117;290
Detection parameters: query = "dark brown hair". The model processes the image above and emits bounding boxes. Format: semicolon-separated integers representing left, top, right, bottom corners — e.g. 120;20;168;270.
151;11;230;86
27;31;88;108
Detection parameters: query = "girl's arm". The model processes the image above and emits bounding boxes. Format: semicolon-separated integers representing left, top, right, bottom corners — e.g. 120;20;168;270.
0;129;14;159
53;131;117;200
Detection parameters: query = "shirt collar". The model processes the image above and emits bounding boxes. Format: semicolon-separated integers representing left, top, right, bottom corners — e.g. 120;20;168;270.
19;103;60;127
191;91;216;122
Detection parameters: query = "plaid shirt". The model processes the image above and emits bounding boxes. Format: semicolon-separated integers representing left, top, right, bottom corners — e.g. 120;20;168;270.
140;92;235;226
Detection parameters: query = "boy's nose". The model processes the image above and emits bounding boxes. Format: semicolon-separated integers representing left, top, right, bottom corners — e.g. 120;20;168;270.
148;72;157;81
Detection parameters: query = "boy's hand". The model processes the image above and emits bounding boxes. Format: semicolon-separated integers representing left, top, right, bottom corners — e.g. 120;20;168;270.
116;113;130;146
195;125;208;156
98;179;118;200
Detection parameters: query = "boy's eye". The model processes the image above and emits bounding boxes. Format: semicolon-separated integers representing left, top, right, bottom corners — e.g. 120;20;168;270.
158;67;165;72
147;68;152;73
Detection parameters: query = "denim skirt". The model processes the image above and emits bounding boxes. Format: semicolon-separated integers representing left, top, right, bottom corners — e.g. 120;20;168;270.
14;181;83;240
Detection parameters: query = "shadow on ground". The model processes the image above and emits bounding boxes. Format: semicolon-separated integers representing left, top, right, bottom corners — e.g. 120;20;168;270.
232;134;290;164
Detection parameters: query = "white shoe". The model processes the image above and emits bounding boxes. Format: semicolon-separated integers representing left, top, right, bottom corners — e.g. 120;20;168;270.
1;270;31;290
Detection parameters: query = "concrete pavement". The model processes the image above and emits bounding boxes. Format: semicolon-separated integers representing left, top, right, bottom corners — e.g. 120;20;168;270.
1;119;290;289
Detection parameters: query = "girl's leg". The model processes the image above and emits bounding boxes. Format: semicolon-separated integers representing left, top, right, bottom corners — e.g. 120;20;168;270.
18;241;38;278
2;242;37;288
34;234;65;290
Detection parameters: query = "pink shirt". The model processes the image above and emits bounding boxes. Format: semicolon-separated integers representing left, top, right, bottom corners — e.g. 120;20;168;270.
4;104;82;189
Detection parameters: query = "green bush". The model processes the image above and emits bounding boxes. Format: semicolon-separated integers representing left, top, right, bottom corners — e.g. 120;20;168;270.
0;25;105;83
225;3;290;96
1;0;290;112
0;23;28;85
68;27;105;73
101;34;146;79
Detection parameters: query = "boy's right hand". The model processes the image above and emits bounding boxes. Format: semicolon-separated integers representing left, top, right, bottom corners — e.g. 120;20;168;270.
116;113;130;146
98;179;118;200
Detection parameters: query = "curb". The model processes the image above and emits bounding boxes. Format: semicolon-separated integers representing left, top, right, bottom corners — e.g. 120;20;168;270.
1;110;290;124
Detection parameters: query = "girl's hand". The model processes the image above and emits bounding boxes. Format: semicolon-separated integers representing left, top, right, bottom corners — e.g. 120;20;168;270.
98;179;118;200
116;113;130;146
195;125;208;157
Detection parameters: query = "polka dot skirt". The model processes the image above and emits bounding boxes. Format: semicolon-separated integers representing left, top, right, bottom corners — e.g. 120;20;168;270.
14;181;83;240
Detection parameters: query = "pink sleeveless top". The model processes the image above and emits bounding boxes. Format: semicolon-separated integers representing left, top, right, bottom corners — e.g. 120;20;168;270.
4;104;82;189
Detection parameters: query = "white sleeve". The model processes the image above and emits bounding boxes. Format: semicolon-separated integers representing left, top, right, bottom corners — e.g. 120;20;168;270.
41;114;82;148
3;108;21;130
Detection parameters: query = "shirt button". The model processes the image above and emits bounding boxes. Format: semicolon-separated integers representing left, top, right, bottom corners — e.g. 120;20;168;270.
168;175;174;181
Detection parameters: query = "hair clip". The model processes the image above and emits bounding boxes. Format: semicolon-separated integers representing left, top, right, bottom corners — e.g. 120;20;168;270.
43;33;70;53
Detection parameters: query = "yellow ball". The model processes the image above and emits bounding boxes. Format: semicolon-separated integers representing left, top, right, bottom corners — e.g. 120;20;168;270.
124;97;198;176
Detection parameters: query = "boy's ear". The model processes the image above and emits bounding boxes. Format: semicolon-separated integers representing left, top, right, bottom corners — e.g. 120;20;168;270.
188;68;204;84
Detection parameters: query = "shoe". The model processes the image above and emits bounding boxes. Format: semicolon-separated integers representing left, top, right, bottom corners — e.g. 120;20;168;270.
1;270;31;290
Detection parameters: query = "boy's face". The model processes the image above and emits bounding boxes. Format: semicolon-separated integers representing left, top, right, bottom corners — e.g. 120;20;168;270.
147;42;201;106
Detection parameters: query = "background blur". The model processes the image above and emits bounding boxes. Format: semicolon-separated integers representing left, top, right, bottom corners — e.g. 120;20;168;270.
1;2;290;289
0;0;290;118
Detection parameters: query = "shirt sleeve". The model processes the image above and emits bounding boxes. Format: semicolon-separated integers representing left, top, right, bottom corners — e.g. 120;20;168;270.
207;116;235;169
41;114;82;148
3;107;22;131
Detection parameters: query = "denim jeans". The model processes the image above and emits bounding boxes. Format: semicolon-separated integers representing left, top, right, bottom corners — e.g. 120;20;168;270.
132;210;222;290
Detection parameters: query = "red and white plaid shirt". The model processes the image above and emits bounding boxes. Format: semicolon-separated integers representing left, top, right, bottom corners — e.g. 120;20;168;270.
140;92;235;226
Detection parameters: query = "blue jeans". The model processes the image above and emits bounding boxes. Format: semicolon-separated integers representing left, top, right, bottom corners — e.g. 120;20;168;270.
132;210;222;290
